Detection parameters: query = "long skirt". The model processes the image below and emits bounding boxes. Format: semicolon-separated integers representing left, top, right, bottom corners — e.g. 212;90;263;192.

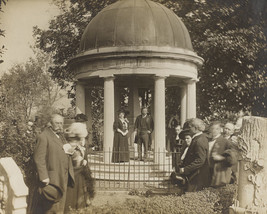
64;165;95;212
112;132;129;162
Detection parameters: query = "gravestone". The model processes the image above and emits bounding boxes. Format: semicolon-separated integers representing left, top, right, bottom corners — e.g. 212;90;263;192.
230;116;267;214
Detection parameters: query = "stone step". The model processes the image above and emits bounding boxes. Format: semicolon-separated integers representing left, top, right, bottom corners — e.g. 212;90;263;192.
88;163;172;171
89;165;170;176
92;172;170;181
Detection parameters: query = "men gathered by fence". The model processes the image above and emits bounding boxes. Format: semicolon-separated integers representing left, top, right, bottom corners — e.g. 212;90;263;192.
171;118;238;193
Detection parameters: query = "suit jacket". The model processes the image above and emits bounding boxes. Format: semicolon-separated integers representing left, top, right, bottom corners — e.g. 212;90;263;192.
209;135;236;186
34;127;75;194
209;135;234;168
181;133;209;191
134;114;154;135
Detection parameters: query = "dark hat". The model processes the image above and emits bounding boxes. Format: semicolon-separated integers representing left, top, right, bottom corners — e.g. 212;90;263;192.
179;129;191;140
39;184;62;202
182;121;190;130
75;113;88;122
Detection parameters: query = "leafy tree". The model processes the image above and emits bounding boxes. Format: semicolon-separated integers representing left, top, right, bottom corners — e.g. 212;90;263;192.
0;54;63;121
33;0;267;120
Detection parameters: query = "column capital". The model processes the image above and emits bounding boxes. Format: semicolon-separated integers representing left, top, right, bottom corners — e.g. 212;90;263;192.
154;75;167;80
183;78;198;84
100;74;115;79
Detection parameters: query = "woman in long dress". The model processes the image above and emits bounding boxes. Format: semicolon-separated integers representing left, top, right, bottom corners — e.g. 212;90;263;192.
64;122;95;212
112;110;129;162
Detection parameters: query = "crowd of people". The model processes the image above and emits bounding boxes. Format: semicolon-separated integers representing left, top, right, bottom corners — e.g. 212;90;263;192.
29;108;239;213
170;119;238;193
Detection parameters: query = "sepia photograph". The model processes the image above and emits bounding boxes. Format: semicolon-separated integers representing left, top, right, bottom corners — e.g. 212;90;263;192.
0;0;266;213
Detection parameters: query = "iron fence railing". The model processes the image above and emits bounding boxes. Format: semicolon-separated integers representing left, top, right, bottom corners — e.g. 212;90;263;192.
87;149;183;191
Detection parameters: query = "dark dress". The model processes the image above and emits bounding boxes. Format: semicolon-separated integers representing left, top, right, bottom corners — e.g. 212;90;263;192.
64;146;95;212
112;119;129;162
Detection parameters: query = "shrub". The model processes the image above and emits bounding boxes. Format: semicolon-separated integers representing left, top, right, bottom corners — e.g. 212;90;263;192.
69;184;237;214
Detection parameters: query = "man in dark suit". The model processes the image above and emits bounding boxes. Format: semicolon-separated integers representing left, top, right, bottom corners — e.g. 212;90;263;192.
33;114;74;214
178;118;209;192
209;121;236;187
134;107;154;161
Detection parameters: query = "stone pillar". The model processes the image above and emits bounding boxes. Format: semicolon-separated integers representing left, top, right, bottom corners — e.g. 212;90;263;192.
114;85;120;116
75;82;85;114
229;116;267;214
154;76;166;165
103;76;115;163
85;88;93;146
180;85;187;127
186;79;196;118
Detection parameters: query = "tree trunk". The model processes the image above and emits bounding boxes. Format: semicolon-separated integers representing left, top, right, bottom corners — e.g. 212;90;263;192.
236;116;267;212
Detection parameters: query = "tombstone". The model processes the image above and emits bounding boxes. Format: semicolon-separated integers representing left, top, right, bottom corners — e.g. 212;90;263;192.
230;116;267;214
0;157;28;214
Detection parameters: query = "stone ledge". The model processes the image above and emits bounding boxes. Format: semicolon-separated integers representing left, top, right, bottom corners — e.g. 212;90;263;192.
0;157;28;197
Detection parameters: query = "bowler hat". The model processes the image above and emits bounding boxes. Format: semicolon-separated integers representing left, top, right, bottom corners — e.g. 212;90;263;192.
39;184;62;202
179;129;191;140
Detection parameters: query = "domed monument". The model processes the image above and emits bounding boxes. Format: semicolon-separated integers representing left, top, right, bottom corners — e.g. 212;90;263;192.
69;0;203;164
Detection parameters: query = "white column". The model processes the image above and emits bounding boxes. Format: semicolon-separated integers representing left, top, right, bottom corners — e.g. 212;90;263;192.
103;76;115;163
154;76;166;165
180;85;187;127
114;86;120;116
76;82;85;114
85;88;93;146
186;79;197;119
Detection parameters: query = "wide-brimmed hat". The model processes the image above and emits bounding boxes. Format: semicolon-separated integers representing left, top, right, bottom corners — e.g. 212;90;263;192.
179;129;191;140
39;184;62;202
65;122;88;138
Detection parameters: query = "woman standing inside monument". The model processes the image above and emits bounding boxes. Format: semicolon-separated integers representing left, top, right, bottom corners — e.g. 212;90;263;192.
112;109;130;162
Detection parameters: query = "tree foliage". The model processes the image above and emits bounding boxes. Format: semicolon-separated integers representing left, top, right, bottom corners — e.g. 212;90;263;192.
33;0;267;118
0;54;63;121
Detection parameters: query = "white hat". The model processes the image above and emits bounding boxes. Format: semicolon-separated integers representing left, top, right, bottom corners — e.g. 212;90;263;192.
65;122;88;138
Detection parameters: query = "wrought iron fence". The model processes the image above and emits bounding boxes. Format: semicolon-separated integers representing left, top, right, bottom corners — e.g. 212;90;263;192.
87;149;183;191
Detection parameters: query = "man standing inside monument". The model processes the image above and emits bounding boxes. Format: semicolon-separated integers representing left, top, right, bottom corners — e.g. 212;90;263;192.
134;107;154;161
33;114;74;214
178;118;209;192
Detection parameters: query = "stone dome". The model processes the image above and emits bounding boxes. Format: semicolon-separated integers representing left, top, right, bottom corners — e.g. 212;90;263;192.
80;0;193;52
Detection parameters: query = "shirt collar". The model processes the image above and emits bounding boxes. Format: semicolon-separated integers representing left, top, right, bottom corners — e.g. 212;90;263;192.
192;131;202;139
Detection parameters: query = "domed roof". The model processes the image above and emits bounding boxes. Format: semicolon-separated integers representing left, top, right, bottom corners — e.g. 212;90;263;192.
80;0;193;52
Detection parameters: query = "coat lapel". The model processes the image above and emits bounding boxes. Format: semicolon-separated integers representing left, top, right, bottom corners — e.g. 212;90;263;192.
47;128;65;150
